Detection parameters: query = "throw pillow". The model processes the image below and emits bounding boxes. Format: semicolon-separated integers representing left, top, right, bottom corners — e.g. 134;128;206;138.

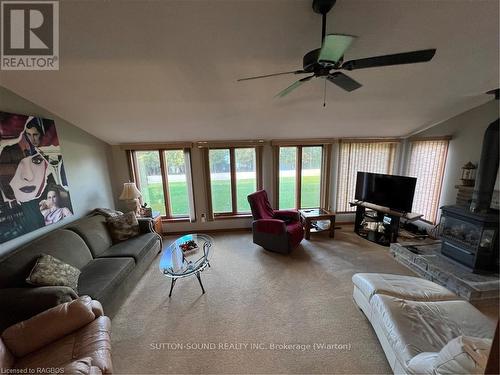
434;335;492;374
106;211;140;243
26;254;81;291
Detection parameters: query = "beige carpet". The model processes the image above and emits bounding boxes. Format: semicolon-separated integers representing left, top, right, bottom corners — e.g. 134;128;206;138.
111;228;415;374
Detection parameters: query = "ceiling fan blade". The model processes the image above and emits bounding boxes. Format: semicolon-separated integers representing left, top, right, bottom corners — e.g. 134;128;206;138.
318;34;356;65
341;49;436;71
237;70;308;82
275;75;314;98
327;72;362;92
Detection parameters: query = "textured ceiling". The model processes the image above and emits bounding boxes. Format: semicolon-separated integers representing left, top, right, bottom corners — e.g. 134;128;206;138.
1;0;498;144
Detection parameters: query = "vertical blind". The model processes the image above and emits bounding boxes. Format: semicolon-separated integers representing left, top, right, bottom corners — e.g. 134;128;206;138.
336;141;397;212
407;139;449;223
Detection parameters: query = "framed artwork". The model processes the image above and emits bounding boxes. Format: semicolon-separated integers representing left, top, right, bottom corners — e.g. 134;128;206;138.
0;111;73;244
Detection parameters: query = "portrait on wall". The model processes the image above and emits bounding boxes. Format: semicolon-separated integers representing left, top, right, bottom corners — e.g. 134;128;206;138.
0;111;73;244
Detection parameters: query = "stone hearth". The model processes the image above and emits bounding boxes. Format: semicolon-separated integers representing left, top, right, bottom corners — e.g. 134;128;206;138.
390;241;499;302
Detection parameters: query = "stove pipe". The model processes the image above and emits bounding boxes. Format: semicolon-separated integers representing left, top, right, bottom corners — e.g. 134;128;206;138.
470;119;499;213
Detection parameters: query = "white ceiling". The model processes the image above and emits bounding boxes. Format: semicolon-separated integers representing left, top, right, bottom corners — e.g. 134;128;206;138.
1;0;498;144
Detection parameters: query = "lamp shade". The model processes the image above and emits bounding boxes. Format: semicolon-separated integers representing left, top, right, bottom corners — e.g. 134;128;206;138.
119;182;142;200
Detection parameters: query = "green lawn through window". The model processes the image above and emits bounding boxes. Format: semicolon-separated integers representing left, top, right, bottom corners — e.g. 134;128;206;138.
141;176;321;216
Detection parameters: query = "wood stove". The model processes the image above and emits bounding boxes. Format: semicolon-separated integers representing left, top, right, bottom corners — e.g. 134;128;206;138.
440;205;498;272
440;118;499;273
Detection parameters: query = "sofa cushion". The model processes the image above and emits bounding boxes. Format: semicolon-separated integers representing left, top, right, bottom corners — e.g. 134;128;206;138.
26;254;81;291
370;294;495;366
66;215;113;258
352;273;460;302
0;229;93;288
96;233;159;263
78;258;134;303
105;212;140;243
2;297;96;357
13;316;112;374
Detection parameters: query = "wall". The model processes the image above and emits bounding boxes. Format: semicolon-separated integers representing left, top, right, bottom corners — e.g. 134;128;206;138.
0;86;115;254
410;99;499;218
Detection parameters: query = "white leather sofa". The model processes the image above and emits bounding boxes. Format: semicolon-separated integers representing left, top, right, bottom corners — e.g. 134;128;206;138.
352;273;495;374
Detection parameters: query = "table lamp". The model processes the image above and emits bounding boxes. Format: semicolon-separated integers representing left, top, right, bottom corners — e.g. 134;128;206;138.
119;182;142;216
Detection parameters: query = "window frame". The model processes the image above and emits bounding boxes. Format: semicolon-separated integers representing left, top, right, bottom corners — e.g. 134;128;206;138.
273;144;331;210
405;137;450;225
128;148;194;221
205;145;263;218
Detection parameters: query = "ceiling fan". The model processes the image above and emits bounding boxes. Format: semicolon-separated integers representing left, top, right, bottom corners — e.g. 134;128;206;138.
237;0;437;103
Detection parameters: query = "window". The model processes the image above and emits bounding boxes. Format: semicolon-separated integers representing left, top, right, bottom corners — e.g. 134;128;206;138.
336;141;398;212
277;146;324;209
131;149;193;219
208;147;261;216
406;139;449;224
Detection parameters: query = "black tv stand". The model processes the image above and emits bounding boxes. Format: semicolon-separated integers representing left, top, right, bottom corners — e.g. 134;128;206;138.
350;201;423;246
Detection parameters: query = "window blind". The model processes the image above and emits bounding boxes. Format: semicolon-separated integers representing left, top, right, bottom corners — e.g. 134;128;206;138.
336;141;397;212
407;139;449;223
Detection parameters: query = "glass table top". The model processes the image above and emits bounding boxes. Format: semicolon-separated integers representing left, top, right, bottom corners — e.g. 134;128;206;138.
159;234;213;278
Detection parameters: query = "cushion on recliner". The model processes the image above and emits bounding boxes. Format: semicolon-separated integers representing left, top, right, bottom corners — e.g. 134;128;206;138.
370;294;495;366
78;258;134;303
66;215;113;258
352;273;460;302
96;233;158;263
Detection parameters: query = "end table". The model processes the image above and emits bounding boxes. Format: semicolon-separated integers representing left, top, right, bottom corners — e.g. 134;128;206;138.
299;208;336;240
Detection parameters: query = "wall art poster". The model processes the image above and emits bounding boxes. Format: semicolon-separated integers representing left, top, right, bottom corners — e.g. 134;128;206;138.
0;111;73;244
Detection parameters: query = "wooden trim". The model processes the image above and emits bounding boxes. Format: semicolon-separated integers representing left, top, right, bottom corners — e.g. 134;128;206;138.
213;213;253;220
165;227;252;236
271;138;337;146
130;151;141;190
184;148;196;222
340;138;402;144
159;150;171;217
296;146;302;209
201;148;214;221
119;142;193;151
320;144;332;210
272;145;280;209
256;146;263;190
196;140;266;148
407;135;453;142
126;150;136;183
229;148;237;215
161;217;190;223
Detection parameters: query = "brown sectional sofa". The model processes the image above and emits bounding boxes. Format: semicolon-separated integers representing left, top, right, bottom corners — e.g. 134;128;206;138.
0;213;162;331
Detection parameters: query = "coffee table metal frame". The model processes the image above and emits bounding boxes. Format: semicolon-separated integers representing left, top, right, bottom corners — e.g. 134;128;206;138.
160;234;213;297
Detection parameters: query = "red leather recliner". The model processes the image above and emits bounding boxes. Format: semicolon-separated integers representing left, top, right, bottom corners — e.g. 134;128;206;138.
247;190;304;254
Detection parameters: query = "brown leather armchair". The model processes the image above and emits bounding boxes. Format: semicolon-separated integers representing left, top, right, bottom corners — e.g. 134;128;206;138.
0;296;112;374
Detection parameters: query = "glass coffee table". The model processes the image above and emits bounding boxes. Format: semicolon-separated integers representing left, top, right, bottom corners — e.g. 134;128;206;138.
159;234;213;297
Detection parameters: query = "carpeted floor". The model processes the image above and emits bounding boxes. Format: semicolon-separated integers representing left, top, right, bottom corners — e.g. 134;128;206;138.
111;228;417;374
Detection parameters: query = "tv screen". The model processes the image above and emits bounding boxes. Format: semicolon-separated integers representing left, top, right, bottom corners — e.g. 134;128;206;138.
355;172;417;213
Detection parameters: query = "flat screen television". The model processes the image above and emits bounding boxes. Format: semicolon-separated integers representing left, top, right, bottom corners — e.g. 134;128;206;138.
355;172;417;213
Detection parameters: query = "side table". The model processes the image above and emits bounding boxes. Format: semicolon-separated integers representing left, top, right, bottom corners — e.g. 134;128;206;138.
299;208;336;240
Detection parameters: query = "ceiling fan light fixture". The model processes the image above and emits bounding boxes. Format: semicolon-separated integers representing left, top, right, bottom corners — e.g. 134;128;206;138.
318;34;356;65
